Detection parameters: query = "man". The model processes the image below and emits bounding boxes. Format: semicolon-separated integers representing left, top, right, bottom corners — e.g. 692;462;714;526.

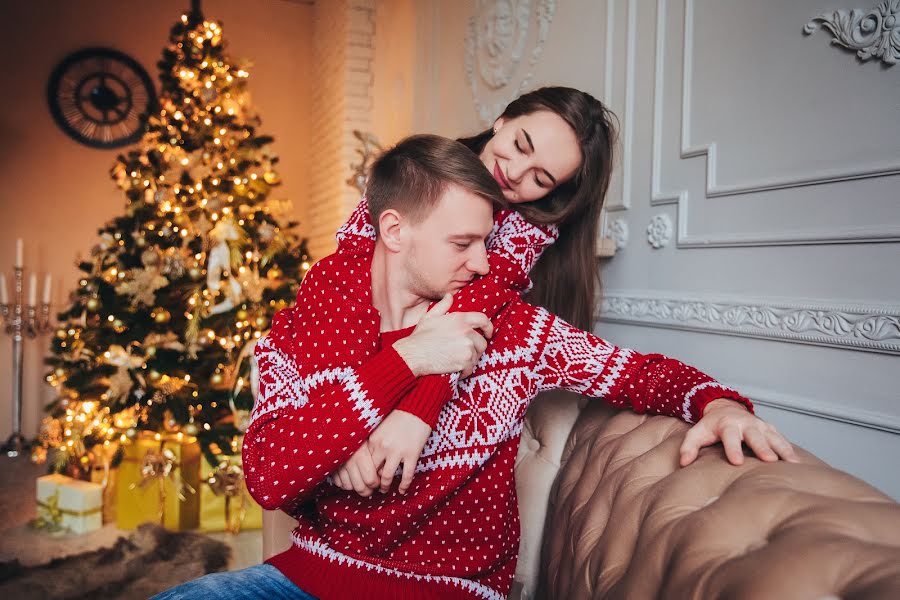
153;134;795;599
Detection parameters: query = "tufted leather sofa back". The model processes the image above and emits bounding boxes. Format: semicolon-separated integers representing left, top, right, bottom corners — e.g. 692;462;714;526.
539;401;900;599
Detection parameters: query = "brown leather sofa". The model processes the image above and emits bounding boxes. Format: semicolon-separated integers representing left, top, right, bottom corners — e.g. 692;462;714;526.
261;390;900;599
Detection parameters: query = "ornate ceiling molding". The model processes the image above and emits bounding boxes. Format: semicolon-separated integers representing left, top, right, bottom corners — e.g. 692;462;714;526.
598;292;900;355
804;0;899;67
465;0;557;126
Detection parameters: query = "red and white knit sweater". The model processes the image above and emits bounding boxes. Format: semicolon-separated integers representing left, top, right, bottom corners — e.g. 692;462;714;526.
243;199;753;600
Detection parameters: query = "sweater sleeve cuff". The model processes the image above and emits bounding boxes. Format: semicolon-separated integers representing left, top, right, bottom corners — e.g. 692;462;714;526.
395;374;454;429
685;383;755;424
354;345;418;413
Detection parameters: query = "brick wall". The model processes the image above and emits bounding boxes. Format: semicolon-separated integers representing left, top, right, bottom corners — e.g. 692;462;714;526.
306;0;375;260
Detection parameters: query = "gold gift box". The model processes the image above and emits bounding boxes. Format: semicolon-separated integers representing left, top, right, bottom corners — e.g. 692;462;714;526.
116;432;200;531
199;446;262;533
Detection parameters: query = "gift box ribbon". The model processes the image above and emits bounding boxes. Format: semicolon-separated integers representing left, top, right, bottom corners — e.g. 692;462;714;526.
32;489;102;532
124;437;198;525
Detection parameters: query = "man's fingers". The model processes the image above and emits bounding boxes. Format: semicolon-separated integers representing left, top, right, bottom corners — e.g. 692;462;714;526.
720;424;745;465
346;462;372;497
398;457;417;495
357;449;380;489
425;293;453;319
470;331;488;356
335;467;351;490
463;313;493;339
380;456;400;493
743;427;777;462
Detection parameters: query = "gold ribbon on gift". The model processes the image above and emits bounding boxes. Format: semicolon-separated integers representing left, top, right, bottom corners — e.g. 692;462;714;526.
125;440;197;526
206;459;248;534
31;490;102;532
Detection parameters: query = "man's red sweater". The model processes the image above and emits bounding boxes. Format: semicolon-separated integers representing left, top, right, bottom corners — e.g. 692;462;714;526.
243;204;752;599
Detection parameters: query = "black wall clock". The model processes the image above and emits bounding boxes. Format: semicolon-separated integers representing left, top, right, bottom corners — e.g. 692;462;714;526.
47;47;157;149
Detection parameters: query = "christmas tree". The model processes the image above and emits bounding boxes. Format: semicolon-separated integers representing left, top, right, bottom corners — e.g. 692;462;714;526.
35;4;310;475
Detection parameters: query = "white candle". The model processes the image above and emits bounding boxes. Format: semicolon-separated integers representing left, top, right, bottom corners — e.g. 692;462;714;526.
0;274;7;304
28;273;37;306
15;238;23;268
43;274;51;305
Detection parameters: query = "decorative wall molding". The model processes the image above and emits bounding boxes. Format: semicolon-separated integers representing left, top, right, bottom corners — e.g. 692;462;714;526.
804;0;900;67
739;384;900;435
465;0;557;126
597;291;900;355
646;214;672;248
645;0;900;247
609;217;629;249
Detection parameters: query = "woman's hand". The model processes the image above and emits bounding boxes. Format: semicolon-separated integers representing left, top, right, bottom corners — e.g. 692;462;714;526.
679;399;798;467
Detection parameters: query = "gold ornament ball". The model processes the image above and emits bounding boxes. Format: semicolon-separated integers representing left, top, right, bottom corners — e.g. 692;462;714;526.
86;298;100;311
254;315;268;328
54;367;66;377
266;266;282;280
149;370;162;381
183;422;199;436
135;235;146;248
125;427;138;440
263;171;280;185
146;346;157;357
56;328;67;339
236;309;248;321
210;372;224;386
188;267;202;280
113;318;125;330
153;309;171;323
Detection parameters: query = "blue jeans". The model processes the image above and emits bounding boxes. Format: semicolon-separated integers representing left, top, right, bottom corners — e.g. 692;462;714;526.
149;563;317;600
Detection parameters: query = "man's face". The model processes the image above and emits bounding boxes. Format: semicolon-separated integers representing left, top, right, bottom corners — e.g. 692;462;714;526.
402;184;493;300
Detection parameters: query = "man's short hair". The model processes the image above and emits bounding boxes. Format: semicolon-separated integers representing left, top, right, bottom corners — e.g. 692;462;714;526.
366;134;506;234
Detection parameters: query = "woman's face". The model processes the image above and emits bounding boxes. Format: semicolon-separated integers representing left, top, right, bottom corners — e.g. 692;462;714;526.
479;110;582;204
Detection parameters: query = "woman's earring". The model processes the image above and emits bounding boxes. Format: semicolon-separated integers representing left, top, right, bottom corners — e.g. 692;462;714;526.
492;127;498;135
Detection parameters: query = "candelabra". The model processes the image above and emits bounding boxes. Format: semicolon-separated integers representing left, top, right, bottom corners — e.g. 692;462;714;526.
1;257;53;457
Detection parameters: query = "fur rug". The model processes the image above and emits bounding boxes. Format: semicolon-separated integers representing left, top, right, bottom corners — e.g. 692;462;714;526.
0;523;231;599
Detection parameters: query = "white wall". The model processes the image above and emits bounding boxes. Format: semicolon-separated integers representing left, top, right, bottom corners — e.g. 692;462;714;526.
397;0;900;499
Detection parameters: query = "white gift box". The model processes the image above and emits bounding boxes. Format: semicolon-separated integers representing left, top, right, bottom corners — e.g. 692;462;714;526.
35;473;103;534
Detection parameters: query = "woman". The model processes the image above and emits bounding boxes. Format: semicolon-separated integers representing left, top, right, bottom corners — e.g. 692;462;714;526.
457;86;616;330
342;85;616;331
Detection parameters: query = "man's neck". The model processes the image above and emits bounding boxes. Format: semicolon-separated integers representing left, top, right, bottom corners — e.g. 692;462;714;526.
370;244;431;332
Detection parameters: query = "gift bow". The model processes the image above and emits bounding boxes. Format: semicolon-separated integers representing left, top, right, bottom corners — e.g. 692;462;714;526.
206;459;248;534
130;446;196;525
32;489;101;533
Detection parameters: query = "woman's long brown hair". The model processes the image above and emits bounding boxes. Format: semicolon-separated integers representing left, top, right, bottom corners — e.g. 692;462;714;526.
458;87;618;331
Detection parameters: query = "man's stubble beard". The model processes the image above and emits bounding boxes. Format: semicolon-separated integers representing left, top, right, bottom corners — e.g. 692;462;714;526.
404;244;445;301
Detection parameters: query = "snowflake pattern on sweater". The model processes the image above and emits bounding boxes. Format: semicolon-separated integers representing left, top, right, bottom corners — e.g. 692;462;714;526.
243;200;753;600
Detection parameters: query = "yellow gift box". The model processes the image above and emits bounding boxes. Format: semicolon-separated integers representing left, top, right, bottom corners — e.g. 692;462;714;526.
116;432;200;531
199;447;262;533
90;464;118;525
35;474;104;534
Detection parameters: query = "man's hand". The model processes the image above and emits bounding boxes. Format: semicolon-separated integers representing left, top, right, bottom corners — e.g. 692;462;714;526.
334;410;432;496
679;398;799;467
393;293;493;378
